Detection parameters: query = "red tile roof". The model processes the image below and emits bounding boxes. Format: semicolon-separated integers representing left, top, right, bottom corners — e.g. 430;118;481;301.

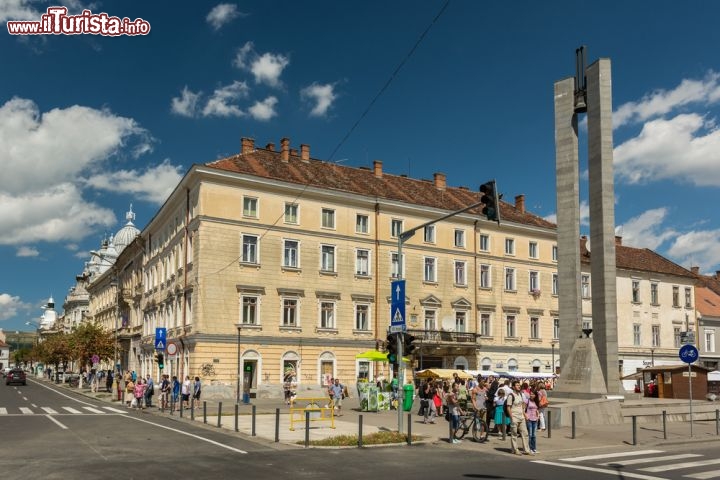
580;239;695;278
205;146;556;229
696;286;720;317
695;273;720;297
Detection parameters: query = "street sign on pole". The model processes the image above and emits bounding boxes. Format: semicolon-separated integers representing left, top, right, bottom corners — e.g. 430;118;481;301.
679;343;699;437
155;327;167;350
390;280;406;333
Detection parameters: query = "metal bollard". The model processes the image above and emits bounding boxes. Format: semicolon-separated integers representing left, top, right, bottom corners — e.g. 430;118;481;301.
358;415;363;448
571;411;576;439
305;410;310;448
547;410;552;438
663;410;667;439
180;399;184;418
217;402;222;428
275;408;280;443
234;403;239;432
252;405;257;436
203;401;207;424
632;415;637;445
407;413;412;445
501;411;506;441
716;409;719;436
191;400;195;421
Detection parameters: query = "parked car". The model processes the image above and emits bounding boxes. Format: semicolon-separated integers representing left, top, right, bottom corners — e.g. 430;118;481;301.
2;367;11;377
6;368;27;386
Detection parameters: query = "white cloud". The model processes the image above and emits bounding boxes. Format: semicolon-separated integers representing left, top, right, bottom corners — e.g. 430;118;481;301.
543;200;588;226
0;97;147;195
614;113;720;187
233;41;289;88
0;293;30;322
202;81;249;117
206;3;244;31
171;86;202;117
301;82;337;117
0;0;39;22
249;96;278;121
667;229;720;273
614;72;720;128
16;246;39;257
82;159;183;205
615;207;677;251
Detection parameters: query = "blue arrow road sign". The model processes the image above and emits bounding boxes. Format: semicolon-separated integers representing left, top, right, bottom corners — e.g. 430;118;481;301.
155;327;167;350
679;344;698;364
390;280;406;333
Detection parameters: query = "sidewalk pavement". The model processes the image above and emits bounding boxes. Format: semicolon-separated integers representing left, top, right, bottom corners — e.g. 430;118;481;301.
61;381;720;455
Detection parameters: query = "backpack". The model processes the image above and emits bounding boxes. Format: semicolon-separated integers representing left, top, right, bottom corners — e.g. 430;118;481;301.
539;392;549;408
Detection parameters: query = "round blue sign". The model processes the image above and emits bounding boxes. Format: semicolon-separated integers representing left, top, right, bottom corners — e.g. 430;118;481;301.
679;344;699;364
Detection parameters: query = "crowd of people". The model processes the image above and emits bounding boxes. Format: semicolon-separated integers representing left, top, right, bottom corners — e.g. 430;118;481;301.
416;374;550;453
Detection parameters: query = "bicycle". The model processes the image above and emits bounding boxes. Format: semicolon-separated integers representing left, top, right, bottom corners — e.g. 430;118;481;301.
454;408;489;442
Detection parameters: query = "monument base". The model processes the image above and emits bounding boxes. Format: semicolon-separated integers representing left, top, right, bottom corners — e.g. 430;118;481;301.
554;337;608;396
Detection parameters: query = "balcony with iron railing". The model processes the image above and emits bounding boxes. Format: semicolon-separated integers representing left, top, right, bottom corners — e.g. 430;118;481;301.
405;328;480;345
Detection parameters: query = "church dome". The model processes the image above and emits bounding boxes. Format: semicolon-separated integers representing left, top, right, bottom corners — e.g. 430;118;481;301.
114;205;140;253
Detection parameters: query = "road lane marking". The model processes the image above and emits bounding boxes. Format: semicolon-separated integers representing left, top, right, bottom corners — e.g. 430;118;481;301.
0;408;7;415
560;450;664;462
685;470;720;479
533;460;667;480
46;414;68;430
83;407;105;414
124;415;247;454
41;407;59;414
19;407;33;414
599;453;701;466
103;407;126;413
642;459;720;472
62;407;82;414
32;379;98;406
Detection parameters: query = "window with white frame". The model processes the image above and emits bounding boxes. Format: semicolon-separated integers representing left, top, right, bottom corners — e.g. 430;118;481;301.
479;234;490;252
454;260;467;285
633;324;641;346
320;302;335;329
356;214;369;234
283;298;298;327
529;271;540;292
284;203;298;224
552;273;558;295
356;249;370;276
650;283;659;305
242;234;258;263
320;245;335;272
685;287;692;308
242;296;258;325
652;325;660;347
508;358;518;372
480;313;491;337
582;317;592;331
424;310;437;330
553;318;559;339
424;257;437;282
672;286;680;307
581;274;590;298
355;304;370;331
424;225;435;243
505;238;515;255
506;314;516;338
552;245;558;262
530;316;540;339
390;252;404;279
455;311;467;332
674;326;682;348
480;264;491;288
391;219;403;238
283;239;299;268
454;229;465;248
505;267;516;291
705;330;716;353
243;197;258;218
529;241;538;259
321;208;335;229
632;280;640;303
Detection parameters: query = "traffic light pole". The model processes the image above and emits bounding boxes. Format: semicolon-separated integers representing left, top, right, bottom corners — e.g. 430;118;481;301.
395;195;490;434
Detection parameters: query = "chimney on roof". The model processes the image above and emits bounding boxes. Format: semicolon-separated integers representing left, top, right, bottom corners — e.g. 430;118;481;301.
514;194;525;214
691;266;700;275
241;137;255;154
281;137;290;163
433;172;447;191
373;160;383;178
580;235;588;252
300;144;310;162
615;235;622;246
290;148;298;157
266;142;275;151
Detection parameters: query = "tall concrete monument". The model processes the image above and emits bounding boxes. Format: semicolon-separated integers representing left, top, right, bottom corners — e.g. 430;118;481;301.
554;48;621;396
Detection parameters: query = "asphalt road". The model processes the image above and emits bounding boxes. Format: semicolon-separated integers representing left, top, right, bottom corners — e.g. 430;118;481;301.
2;377;720;480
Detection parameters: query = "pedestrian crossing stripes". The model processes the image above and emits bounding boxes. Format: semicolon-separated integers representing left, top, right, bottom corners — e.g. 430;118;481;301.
0;405;128;416
536;449;720;480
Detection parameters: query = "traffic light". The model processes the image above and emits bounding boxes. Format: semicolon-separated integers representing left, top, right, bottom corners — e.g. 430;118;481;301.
403;333;418;356
157;353;164;369
480;180;501;224
154;351;159;364
386;333;399;365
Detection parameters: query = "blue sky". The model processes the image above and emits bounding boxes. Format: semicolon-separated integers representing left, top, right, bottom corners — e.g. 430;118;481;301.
1;0;720;332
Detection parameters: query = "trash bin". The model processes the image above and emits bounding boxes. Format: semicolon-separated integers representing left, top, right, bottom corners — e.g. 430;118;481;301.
402;384;415;412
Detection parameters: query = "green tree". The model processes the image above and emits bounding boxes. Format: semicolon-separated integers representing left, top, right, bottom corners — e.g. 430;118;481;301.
69;321;115;372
